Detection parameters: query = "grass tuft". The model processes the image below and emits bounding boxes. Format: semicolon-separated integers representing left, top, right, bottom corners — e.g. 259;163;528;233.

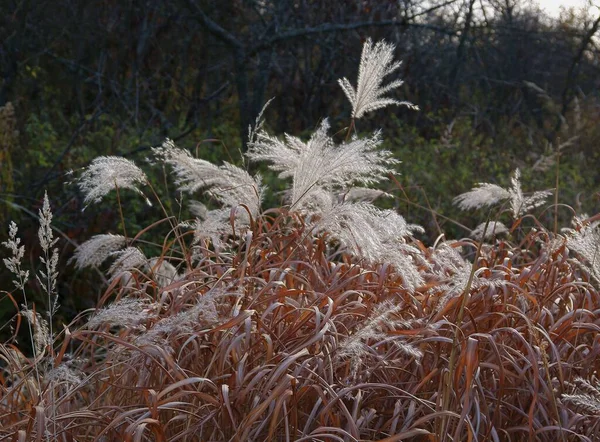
2;38;600;441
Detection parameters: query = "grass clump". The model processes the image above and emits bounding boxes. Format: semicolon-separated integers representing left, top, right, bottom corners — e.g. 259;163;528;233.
2;38;600;442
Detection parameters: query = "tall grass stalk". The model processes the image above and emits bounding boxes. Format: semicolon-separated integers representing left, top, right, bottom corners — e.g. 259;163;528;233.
439;218;488;440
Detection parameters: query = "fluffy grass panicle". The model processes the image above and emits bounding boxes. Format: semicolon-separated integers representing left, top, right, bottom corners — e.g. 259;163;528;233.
470;220;509;240
107;247;147;279
247;119;396;209
153;139;264;217
2;221;29;290
454;168;552;217
561;377;600;416
78;156;149;206
70;233;128;269
37;192;59;317
338;37;419;119
86;297;156;329
563;215;600;282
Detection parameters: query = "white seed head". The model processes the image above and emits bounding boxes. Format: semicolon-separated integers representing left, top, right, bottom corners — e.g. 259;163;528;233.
71;234;127;269
248;119;398;209
21;309;50;355
78;156;148;206
153;139;264;217
2;221;29;290
470;221;509;241
454;169;551;217
87;297;156;329
108;247;147;279
338;38;418;119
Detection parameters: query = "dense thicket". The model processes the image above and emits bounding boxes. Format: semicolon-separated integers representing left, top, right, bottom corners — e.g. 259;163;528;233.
1;0;599;318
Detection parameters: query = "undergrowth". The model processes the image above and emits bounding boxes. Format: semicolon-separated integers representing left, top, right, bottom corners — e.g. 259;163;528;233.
2;38;600;442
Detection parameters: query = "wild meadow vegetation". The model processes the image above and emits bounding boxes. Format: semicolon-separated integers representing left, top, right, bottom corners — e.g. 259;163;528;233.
2;34;600;442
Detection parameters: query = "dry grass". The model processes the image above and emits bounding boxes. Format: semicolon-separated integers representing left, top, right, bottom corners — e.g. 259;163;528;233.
2;208;600;441
2;38;600;442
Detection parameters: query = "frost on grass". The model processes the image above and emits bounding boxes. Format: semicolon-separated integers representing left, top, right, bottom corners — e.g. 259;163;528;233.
71;234;127;269
454;169;552;218
247;119;397;209
338;38;418;119
78;156;149;206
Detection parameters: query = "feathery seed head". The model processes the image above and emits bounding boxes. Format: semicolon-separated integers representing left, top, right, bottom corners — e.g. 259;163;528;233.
564;217;600;283
470;221;509;241
312;201;424;290
192;208;232;250
147;258;179;288
108;247;147;279
561;377;600;415
343;187;391;203
2;221;29;290
78;156;149;206
248;119;398;209
154;139;264;216
153;139;221;193
71;234;127;269
453;183;510;211
38;191;57;252
37;192;59;313
337;300;422;380
87;297;156;329
45;362;84;386
136;288;228;347
454;169;551;217
189;200;209;219
338;38;418;119
21;309;49;355
508;169;552;217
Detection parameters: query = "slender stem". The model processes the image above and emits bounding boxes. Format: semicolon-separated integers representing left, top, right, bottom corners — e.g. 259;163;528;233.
345;118;355;142
421;188;443;237
114;181;127;239
20;290;42;390
388;173;472;233
554;147;560;236
41;244;56;441
146;182;193;270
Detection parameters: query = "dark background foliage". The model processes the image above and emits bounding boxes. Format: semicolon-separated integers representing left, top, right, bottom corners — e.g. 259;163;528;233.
1;0;599;325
